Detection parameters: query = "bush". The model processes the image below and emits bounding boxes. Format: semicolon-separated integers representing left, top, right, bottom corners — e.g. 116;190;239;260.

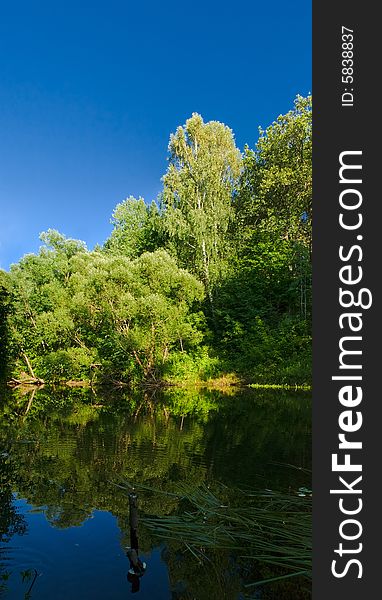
37;347;98;382
164;347;221;383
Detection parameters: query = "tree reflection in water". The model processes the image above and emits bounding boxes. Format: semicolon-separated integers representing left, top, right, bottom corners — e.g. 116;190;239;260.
0;385;311;599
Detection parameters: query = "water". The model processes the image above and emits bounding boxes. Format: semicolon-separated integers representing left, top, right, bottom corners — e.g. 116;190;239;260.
0;386;311;599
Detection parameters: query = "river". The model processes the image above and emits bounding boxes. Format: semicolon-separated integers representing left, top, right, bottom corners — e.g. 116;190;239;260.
0;385;311;599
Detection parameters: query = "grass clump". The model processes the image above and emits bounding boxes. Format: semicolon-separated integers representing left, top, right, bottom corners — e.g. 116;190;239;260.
140;482;312;589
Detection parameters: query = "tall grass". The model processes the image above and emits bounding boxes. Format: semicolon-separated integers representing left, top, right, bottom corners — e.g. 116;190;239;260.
140;482;312;589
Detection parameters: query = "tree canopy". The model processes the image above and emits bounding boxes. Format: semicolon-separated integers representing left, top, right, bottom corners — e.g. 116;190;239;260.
235;95;312;252
162;113;242;308
1;96;312;387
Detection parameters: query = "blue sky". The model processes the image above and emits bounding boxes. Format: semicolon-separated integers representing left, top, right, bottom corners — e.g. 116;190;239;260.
0;1;311;270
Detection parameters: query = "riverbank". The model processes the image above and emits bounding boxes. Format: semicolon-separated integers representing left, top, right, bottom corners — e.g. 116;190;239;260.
6;372;311;393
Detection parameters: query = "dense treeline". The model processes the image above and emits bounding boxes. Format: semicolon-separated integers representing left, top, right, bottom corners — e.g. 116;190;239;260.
0;96;312;386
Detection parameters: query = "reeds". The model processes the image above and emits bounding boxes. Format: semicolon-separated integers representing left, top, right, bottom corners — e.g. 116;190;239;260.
141;482;312;588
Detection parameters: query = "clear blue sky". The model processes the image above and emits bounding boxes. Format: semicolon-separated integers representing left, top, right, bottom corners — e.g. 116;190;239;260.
0;1;311;270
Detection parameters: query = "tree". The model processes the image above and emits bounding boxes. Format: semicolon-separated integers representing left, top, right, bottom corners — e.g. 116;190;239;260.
104;197;165;258
6;226;206;383
39;229;87;259
162;113;242;312
0;270;12;378
69;249;205;381
6;231;87;379
2;99;313;387
236;95;312;253
232;95;312;320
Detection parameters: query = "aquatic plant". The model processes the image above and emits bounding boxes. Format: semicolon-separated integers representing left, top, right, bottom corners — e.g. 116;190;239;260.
140;483;312;589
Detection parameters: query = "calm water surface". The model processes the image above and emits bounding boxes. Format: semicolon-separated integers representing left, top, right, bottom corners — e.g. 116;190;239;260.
0;386;311;599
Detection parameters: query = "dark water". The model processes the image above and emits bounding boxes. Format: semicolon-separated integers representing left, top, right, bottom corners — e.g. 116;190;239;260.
0;386;311;599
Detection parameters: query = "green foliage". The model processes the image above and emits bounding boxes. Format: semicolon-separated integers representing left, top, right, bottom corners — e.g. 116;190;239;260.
5;242;205;382
144;484;311;585
1;97;312;386
36;347;98;382
104;196;165;257
163;346;221;383
210;96;312;384
0;384;311;598
162;112;242;303
0;271;12;379
236;95;312;251
69;249;205;381
7;230;87;362
39;228;87;258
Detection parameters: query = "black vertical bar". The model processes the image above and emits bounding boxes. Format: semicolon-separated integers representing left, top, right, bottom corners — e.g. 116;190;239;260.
129;492;139;551
313;1;380;598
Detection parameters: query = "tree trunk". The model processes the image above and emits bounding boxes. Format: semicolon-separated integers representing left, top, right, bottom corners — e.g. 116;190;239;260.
24;388;36;416
22;351;37;379
201;239;215;318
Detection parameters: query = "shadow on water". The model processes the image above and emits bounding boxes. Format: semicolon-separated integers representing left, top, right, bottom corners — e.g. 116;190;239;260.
0;435;28;597
0;384;311;599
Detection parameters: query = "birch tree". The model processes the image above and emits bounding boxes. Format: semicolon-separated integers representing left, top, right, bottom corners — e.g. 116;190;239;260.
162;113;242;312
